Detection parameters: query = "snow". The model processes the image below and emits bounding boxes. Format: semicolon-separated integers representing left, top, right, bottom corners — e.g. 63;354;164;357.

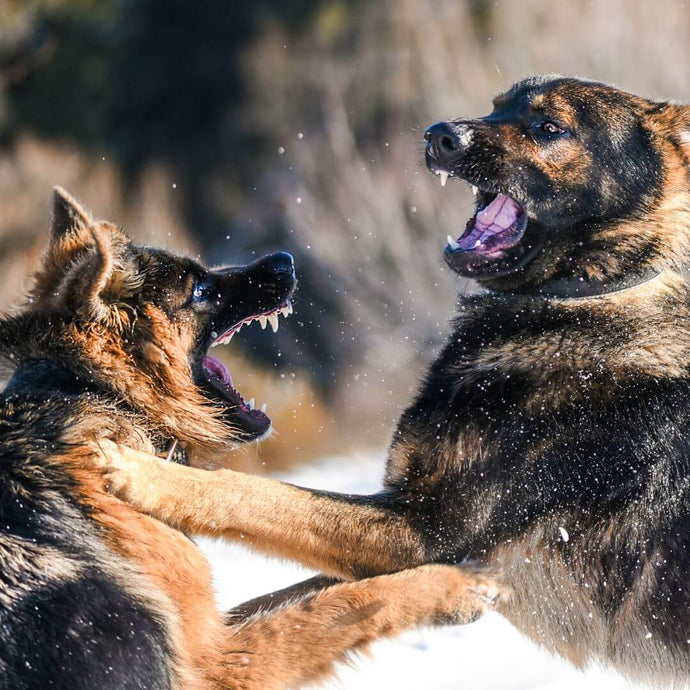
197;451;647;689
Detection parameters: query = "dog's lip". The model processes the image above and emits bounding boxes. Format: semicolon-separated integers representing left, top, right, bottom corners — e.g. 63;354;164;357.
198;297;294;436
428;161;529;212
208;300;293;347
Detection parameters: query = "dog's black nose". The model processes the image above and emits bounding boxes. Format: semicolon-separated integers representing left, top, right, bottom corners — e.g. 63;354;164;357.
258;251;295;276
424;121;463;160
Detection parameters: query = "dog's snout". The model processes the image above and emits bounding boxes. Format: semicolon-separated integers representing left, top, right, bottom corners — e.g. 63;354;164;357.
218;252;295;284
259;252;295;277
425;122;459;153
425;121;473;169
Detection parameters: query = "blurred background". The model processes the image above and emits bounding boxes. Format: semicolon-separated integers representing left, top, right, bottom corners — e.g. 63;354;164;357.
1;0;689;469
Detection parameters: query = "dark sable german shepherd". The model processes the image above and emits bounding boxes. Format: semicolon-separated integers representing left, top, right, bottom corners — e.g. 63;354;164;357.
101;75;690;686
0;188;501;689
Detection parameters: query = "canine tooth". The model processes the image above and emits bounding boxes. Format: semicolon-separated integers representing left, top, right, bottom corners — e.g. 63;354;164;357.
287;302;293;315
248;398;255;410
260;403;267;413
447;235;461;251
440;171;449;187
472;185;478;196
472;239;481;249
268;312;279;333
259;315;268;329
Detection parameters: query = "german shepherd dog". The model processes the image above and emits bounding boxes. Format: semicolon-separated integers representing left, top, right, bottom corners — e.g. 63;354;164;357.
100;75;690;686
0;188;502;690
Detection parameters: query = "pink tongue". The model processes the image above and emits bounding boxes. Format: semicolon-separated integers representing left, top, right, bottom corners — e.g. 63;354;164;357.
475;194;521;233
457;193;522;251
203;356;233;387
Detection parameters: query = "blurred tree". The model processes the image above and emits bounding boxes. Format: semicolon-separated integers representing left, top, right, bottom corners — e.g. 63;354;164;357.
0;0;362;392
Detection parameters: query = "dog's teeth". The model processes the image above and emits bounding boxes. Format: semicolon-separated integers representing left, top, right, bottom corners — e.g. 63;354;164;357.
268;312;279;333
260;403;267;413
447;235;461;251
287;302;293;315
472;239;481;249
259;316;268;329
472;185;478;196
248;398;255;410
440;171;449;187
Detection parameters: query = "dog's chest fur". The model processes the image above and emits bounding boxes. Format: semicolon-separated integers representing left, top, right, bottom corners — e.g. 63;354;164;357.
385;278;690;670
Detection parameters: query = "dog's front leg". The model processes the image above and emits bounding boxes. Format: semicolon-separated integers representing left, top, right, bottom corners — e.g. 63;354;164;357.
97;441;429;579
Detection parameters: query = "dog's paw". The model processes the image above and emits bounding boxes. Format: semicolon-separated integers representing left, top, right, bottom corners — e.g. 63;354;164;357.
433;563;508;626
92;438;152;500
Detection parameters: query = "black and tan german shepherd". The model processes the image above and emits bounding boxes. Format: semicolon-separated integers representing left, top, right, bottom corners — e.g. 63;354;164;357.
102;75;690;686
0;188;501;689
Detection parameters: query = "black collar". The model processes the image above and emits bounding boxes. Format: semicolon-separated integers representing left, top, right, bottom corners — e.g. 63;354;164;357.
490;267;664;300
3;359;188;465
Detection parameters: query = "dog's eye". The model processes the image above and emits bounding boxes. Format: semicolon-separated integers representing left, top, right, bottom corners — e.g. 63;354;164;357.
191;278;212;302
539;121;566;136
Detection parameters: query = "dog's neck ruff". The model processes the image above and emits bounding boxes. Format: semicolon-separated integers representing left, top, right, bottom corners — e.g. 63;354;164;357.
3;359;189;465
490;266;664;300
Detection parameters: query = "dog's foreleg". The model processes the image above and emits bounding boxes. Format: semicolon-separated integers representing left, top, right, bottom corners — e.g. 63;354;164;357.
214;564;503;690
99;442;428;578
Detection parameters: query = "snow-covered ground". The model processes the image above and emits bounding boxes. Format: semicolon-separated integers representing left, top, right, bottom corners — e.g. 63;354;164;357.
197;452;646;690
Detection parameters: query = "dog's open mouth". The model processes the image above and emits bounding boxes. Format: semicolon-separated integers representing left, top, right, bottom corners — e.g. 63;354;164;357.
446;187;528;257
199;299;293;440
430;170;543;277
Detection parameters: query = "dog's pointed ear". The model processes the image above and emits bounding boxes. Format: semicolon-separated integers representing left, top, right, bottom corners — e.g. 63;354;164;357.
55;221;137;324
75;223;116;322
33;189;138;322
50;186;92;247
